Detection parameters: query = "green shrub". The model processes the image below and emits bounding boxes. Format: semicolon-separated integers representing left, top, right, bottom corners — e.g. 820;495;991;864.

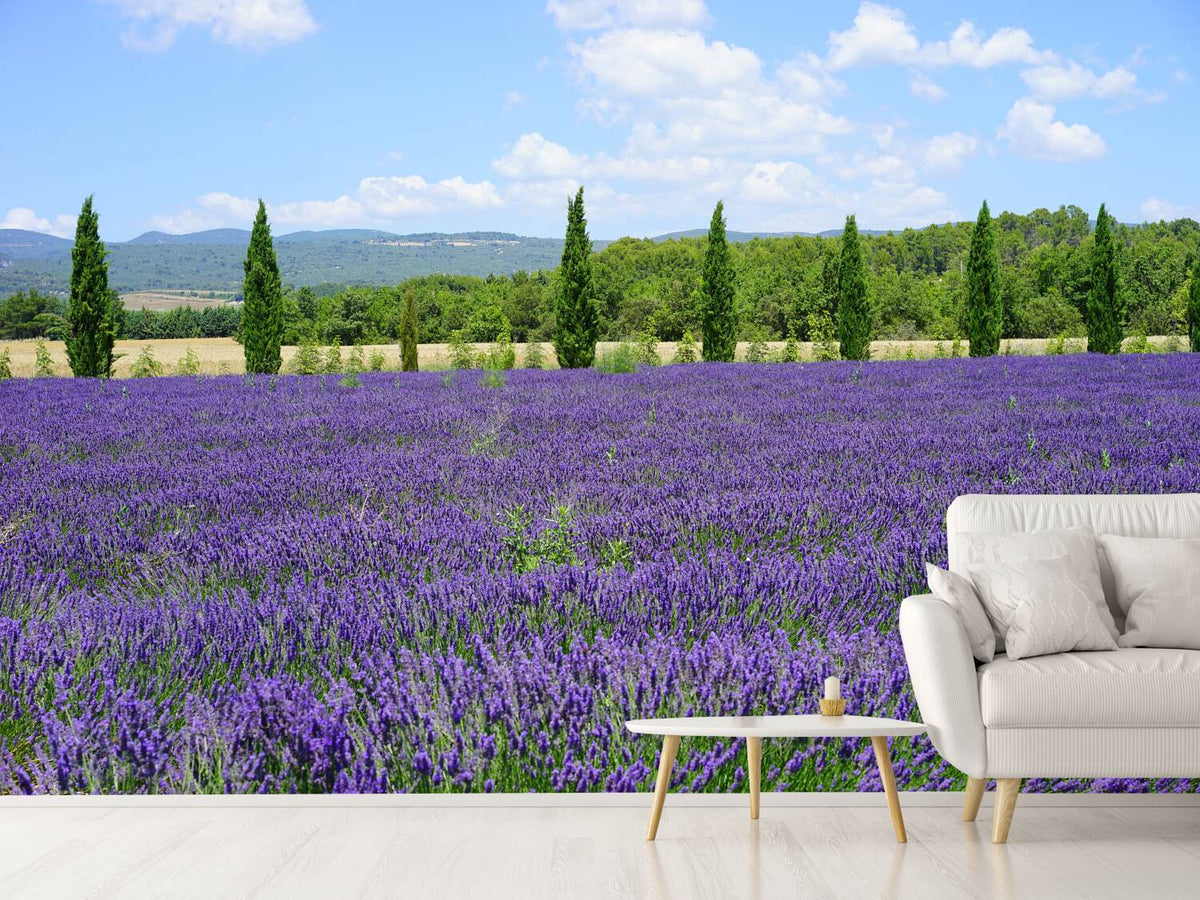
34;340;56;377
130;345;164;378
524;341;545;369
673;330;698;364
1123;329;1151;354
1046;333;1067;356
807;313;839;361
595;343;637;373
323;341;343;374
479;369;506;388
0;348;11;379
778;333;799;363
635;331;660;366
483;327;516;370
368;349;386;371
743;328;769;363
346;343;366;374
1162;335;1183;353
1017;290;1084;339
176;347;202;376
448;330;476;369
290;340;323;375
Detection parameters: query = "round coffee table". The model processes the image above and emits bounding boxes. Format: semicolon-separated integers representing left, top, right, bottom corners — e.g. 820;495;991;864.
625;714;926;842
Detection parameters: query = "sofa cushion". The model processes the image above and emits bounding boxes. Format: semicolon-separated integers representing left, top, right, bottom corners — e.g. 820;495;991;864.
925;563;995;663
1098;535;1200;651
955;527;1119;650
978;648;1200;728
967;556;1117;660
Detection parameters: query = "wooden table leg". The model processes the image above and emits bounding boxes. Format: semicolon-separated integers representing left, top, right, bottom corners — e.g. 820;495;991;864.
747;736;762;820
646;734;680;841
870;736;907;843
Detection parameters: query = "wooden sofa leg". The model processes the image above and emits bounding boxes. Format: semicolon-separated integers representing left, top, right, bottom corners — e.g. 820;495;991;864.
992;778;1021;843
962;777;986;822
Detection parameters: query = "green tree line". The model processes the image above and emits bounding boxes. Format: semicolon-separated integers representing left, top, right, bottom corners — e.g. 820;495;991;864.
8;201;1200;355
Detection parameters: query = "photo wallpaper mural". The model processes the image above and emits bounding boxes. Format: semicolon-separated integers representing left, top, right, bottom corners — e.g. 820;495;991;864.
2;355;1199;795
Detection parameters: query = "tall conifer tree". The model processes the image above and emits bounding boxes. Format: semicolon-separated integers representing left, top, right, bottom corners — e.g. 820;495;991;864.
965;200;1002;356
836;214;871;360
1187;255;1200;352
554;187;599;368
1087;203;1123;354
400;289;419;371
242;200;284;374
701;200;737;362
66;195;118;377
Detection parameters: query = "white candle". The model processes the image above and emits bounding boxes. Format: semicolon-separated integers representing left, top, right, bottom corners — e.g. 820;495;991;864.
824;676;840;701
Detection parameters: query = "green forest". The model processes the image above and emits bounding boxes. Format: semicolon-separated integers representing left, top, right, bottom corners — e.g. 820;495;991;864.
3;205;1197;345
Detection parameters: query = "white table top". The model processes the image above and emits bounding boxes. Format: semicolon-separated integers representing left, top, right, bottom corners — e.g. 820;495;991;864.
625;714;925;739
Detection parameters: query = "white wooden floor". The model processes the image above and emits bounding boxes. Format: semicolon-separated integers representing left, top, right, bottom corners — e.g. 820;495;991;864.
1;800;1199;899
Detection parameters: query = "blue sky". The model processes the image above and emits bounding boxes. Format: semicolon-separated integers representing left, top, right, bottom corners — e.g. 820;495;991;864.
1;0;1196;240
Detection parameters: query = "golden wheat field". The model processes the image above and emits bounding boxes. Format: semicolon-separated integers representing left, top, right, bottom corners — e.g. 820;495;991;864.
0;335;1182;378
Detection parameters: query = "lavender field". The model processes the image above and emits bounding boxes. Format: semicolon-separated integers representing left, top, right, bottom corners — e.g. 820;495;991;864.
2;356;1199;796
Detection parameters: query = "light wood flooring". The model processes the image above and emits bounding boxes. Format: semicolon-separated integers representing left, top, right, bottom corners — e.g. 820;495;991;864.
1;802;1198;899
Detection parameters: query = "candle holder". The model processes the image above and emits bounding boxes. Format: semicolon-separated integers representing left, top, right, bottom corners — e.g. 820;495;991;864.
819;698;846;717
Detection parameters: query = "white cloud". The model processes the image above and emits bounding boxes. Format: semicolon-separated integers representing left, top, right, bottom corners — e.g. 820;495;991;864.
922;21;1051;68
1139;198;1197;222
571;28;760;97
827;2;1052;70
102;0;318;51
734;161;824;205
909;73;946;101
777;52;845;103
1174;69;1192;84
1;207;78;238
921;132;978;173
493;133;587;179
997;98;1106;162
503;90;527;111
546;0;708;31
827;3;917;69
1021;61;1144;101
492;132;717;183
149;176;502;233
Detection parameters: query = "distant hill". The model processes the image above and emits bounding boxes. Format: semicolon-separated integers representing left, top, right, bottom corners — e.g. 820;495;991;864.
0;228;572;295
128;228;252;245
0;222;897;296
0;229;72;260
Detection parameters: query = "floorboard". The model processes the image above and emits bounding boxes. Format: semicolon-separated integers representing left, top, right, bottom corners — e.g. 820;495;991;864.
0;803;1198;899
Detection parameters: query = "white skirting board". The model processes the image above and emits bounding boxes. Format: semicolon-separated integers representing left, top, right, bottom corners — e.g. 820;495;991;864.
1;791;1197;809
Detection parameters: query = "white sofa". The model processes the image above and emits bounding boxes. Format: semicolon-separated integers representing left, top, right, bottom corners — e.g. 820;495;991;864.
900;493;1200;843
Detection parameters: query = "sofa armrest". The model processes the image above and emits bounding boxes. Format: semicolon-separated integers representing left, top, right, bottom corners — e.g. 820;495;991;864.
899;594;987;778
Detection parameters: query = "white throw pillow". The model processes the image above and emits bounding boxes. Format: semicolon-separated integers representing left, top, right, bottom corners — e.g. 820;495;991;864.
967;555;1119;660
957;527;1118;650
925;563;995;663
1099;535;1200;650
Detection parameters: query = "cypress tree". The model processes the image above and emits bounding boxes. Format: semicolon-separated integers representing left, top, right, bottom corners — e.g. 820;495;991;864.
1188;256;1200;352
1087;203;1123;354
242;200;284;374
701;200;737;362
554;187;599;368
836;214;871;360
66;195;118;377
965;200;1002;357
399;289;419;371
